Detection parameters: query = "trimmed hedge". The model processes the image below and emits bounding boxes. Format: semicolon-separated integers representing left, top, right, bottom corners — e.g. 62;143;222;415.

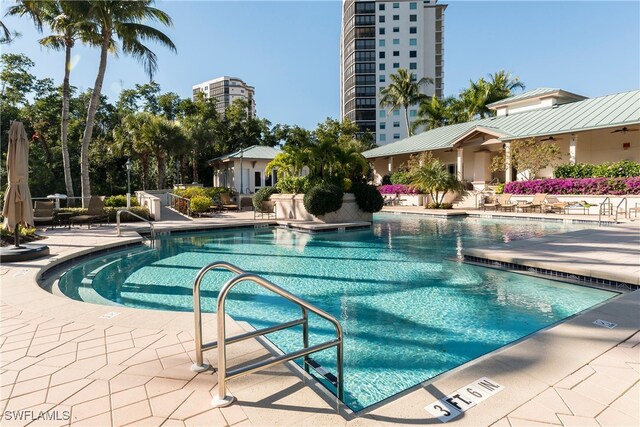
104;195;139;207
190;195;211;213
57;206;151;221
554;160;640;178
253;187;278;210
173;187;229;200
377;184;421;195
303;184;343;216
352;183;384;213
504;177;640;195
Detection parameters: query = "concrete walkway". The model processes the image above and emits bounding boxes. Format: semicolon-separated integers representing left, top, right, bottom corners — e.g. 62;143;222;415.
1;214;638;426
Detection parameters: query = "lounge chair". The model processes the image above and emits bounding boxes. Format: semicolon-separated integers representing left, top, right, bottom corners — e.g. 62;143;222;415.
33;201;56;226
544;196;569;213
71;196;108;228
219;193;239;211
518;193;547;213
254;200;276;219
240;197;254;212
483;193;515;211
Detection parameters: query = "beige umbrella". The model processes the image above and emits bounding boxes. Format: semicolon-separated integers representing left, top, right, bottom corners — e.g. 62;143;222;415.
2;121;34;247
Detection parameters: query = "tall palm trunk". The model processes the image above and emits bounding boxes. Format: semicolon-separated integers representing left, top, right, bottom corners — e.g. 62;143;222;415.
192;149;198;183
80;32;109;206
156;152;166;189
403;104;411;137
61;42;75;201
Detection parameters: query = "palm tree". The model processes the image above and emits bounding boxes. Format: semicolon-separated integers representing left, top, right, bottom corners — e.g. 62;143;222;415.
379;69;433;137
409;158;465;207
79;0;176;204
486;70;525;105
412;95;457;132
7;0;94;200
0;20;20;44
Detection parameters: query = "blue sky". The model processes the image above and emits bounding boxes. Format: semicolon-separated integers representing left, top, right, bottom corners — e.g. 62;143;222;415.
3;1;639;129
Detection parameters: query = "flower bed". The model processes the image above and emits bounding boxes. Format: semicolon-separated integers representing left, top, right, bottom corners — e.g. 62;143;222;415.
504;177;640;195
377;184;421;195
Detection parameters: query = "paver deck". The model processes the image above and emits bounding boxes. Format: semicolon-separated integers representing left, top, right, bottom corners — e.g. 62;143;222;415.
1;211;638;426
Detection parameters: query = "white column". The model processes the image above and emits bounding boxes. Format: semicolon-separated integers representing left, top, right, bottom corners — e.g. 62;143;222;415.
569;134;578;165
504;142;512;183
387;156;394;174
456;148;464;181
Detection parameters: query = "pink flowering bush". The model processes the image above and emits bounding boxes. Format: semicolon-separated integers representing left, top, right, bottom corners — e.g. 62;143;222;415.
377;184;421;194
504;177;640;195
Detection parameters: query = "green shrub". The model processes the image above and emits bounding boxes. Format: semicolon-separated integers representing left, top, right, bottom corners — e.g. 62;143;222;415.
303;184;344;216
351;183;384;213
105;206;151;221
554;160;640;178
57;207;87;216
58;206;151;222
425;202;453;209
190;195;212;213
253;187;279;210
494;183;505;194
104;195;139;207
275;176;308;194
390;171;412;185
343;178;352;192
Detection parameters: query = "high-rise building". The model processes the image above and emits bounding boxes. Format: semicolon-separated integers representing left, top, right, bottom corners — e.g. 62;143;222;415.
340;0;445;145
192;76;256;117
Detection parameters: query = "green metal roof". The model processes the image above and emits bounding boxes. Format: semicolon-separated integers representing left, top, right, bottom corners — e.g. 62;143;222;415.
361;121;479;158
209;145;282;163
485;87;586;108
485;87;560;107
363;89;640;159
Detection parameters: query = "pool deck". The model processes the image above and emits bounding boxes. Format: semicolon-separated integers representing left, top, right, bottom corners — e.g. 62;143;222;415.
0;211;638;426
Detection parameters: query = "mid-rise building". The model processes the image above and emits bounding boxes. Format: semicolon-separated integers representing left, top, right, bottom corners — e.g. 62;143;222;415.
192;76;256;117
340;0;446;145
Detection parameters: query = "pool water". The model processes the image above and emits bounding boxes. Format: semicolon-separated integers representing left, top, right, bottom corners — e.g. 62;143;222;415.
58;214;616;410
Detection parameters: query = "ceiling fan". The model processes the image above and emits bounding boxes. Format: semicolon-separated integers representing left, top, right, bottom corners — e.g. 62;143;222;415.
540;136;562;142
611;126;639;134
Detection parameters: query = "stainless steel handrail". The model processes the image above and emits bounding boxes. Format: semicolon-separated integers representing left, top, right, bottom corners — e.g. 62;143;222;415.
599;197;611;226
116;209;156;244
615;197;627;223
191;261;344;408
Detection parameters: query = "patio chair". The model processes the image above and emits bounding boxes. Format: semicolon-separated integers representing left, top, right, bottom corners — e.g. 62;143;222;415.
33;201;56;226
518;193;547;213
71;196;108;228
544;196;569;213
240;197;254;212
254;200;276;219
219;193;238;211
483;193;515;211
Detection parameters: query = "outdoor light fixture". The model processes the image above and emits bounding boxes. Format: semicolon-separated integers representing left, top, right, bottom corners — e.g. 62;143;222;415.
126;158;132;209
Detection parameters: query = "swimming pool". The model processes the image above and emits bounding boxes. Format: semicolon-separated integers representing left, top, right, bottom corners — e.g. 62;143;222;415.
57;214;617;411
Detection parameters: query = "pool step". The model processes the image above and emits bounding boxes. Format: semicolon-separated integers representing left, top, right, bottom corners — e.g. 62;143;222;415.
305;357;338;388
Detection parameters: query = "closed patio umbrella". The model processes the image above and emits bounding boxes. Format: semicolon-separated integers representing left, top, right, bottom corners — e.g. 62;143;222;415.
2;121;34;247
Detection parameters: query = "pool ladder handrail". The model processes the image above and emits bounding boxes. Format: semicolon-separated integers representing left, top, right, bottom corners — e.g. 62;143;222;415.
116;209;156;247
191;261;344;408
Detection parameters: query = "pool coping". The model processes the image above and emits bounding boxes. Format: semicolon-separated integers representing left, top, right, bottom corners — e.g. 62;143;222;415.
1;218;638;426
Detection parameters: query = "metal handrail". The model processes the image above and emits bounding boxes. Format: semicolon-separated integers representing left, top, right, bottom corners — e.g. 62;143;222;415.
598;197;610;226
168;192;191;217
614;197;627;223
191;261;344;408
116;209;156;245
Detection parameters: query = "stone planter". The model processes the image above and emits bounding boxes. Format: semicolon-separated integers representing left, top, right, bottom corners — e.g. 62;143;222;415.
270;193;372;223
